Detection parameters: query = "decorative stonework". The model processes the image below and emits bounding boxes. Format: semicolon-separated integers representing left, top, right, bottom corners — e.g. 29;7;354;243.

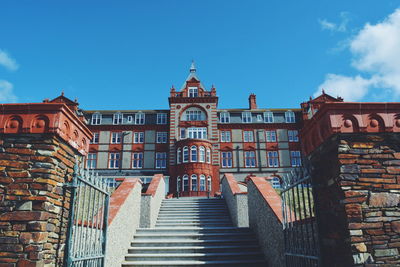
0;103;92;155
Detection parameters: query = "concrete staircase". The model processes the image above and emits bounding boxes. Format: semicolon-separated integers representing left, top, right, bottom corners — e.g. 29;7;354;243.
121;197;266;266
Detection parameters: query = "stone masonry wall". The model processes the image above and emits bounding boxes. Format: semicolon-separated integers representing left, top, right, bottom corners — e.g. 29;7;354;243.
0;133;78;267
309;133;400;266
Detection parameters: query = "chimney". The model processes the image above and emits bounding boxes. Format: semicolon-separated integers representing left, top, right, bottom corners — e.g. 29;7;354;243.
249;93;257;109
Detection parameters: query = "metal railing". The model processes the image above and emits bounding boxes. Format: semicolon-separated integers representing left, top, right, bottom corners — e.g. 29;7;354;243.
281;166;321;267
65;164;110;267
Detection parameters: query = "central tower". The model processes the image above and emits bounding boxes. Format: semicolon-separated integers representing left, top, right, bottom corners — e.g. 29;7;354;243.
168;62;219;197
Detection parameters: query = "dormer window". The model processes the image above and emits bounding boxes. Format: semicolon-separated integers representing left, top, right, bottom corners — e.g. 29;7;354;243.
91;113;102;125
135;112;145;125
285;111;295;123
264;111;274;123
188;87;198;97
219;112;230;123
242;112;252;123
113;112;123;125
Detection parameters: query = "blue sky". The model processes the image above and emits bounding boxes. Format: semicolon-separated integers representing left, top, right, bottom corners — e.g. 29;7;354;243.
0;0;399;110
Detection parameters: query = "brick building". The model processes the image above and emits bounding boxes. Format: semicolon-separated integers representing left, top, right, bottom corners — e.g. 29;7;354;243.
77;62;304;196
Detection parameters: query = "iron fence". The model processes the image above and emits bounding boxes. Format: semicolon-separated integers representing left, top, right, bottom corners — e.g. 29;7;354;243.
65;164;110;267
282;166;321;267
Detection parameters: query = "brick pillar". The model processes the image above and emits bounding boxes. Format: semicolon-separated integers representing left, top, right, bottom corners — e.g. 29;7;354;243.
0;103;92;267
248;93;257;110
301;100;400;266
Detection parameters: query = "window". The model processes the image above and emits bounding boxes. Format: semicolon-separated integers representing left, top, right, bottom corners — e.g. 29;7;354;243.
288;130;299;142
183;146;189;162
111;132;122;144
191;174;198;191
91;113;102;125
185;110;202;121
183;175;189;191
86;153;97;169
219;112;230;123
109;152;120;169
177;176;181;192
157;113;167;124
132;152;143;169
199;146;205;162
221;152;232;168
266;131;277;142
188;87;198;97
187;128;207;139
242;112;252;123
220;131;231;142
285;111;295;123
243;131;254;142
206;148;211;163
207;176;212;192
135;113;145;125
90;132;99;144
271;177;281;189
257;114;263;122
133;132;144;143
245;151;256;167
156;132;168;143
177;148;181;164
190;146;197;162
113;112;123;125
156;152;167;169
291;151;302;167
180;128;186;139
264;112;274;123
200;175;206;191
267;151;279;167
127;116;133;123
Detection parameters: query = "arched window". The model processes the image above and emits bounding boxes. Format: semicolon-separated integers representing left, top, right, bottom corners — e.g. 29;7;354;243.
200;175;206;191
182;107;205;121
177;148;181;164
177;176;181;192
183;147;189;163
207;176;212;192
190;146;197;162
183;175;189;191
91;113;102;125
191;174;198;191
199;146;205;162
206;148;211;163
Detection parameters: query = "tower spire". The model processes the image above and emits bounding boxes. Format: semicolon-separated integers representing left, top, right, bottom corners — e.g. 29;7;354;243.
190;60;196;73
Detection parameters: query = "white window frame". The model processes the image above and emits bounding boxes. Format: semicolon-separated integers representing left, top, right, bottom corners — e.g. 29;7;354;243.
90;132;99;144
206;148;211;163
285;111;295;123
183;175;189;191
266;131;277;142
111;132;122;144
113;112;123;125
188;87;198;97
91;113;102;125
199;146;205;162
183;146;189;163
132;152;143;169
221;151;232;168
207;176;212;192
191;174;198;191
288;130;299;142
291;151;302;167
200;175;206;191
133;132;144;143
190;145;197;162
86;153;97;169
242;112;252;123
177;148;181;164
127;116;133;123
157;113;167;124
219;112;230;123
264;111;274;123
243;131;254;142
187;127;207;139
220;131;231;142
267;151;279;167
271;177;281;189
108;152;120;169
177;176;181;192
135;112;145;125
185;110;203;121
156;132;168;143
245;151;256;167
155;152;167;169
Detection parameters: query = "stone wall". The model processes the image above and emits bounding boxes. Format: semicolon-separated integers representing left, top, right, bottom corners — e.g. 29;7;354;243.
247;176;285;267
309;133;400;266
0;133;78;267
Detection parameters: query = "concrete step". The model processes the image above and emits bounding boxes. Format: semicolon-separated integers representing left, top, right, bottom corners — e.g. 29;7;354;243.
136;227;253;234
133;232;255;241
130;239;258;247
155;223;233;228
121;259;266;266
127;244;260;254
158;212;230;216
157;216;230;220
124;251;264;261
159;207;227;211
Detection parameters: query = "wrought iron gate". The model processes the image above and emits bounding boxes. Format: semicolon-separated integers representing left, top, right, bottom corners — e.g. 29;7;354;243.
281;167;321;267
65;164;110;267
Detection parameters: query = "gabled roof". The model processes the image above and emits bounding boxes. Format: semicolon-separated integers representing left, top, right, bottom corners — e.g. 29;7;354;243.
310;91;343;103
180;61;206;90
48;92;78;106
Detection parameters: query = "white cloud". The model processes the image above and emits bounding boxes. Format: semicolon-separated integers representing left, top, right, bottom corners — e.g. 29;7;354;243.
0;49;19;71
319;12;350;33
316;9;400;101
0;80;18;103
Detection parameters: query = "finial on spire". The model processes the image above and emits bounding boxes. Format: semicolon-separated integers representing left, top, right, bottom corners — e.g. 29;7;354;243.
61;90;65;96
190;60;196;73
